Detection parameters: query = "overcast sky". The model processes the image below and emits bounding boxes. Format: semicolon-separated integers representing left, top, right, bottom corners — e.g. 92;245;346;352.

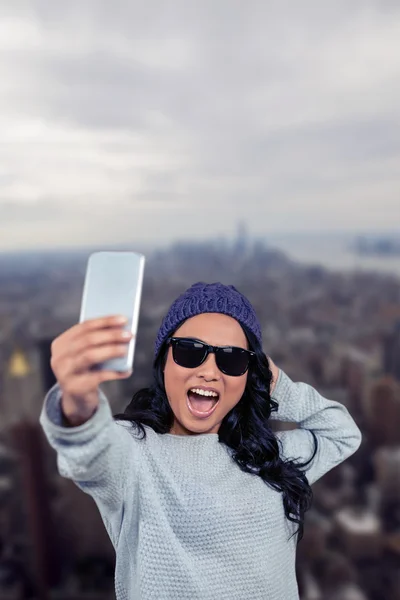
1;0;399;251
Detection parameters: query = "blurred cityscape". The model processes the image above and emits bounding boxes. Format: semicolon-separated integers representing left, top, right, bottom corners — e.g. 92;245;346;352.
0;229;400;599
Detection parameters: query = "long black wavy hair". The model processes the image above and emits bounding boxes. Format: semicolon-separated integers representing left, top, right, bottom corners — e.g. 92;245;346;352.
113;323;318;542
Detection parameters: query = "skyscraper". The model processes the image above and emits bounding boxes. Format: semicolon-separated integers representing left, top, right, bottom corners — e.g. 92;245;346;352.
383;319;400;381
3;346;62;597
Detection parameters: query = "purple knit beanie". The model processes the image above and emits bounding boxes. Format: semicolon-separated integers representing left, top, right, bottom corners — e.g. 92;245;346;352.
154;282;262;358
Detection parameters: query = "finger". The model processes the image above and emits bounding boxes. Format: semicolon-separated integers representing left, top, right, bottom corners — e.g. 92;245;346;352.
81;315;128;331
53;315;129;349
52;320;131;365
52;332;132;382
54;342;129;383
68;328;133;357
102;369;133;380
68;344;130;376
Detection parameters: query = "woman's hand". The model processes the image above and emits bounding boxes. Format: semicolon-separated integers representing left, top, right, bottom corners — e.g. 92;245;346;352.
267;356;280;394
50;315;133;426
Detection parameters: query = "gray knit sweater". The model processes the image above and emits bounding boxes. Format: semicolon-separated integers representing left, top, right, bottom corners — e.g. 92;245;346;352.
39;368;362;600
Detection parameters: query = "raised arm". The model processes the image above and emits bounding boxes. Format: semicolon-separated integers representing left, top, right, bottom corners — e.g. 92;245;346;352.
38;315;140;547
268;364;362;485
39;382;141;547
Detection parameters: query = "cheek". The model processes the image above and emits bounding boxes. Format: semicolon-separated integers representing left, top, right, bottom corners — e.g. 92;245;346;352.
226;374;248;404
163;351;187;401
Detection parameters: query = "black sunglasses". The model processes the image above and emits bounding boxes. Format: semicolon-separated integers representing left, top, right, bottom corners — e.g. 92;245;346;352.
166;337;255;376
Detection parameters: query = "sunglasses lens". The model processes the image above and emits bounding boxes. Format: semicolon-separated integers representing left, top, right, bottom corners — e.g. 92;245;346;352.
171;339;251;376
173;339;206;368
216;347;250;376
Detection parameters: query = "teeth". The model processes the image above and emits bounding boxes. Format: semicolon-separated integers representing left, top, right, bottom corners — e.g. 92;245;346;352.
190;388;219;398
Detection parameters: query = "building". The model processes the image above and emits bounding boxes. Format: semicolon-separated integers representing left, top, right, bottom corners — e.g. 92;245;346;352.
365;376;400;446
383;319;400;381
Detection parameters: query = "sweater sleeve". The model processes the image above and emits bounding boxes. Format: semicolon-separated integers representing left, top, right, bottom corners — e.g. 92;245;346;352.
39;383;142;547
270;369;362;485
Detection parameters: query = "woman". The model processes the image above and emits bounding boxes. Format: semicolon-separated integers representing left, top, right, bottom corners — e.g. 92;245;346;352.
40;281;362;600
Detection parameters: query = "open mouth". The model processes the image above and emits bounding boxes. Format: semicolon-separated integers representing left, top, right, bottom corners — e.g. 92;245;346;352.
186;389;220;418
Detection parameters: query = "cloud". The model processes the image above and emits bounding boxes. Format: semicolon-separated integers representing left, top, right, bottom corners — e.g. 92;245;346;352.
0;0;400;250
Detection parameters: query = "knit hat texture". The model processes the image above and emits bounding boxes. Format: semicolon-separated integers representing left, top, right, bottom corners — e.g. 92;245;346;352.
154;282;262;358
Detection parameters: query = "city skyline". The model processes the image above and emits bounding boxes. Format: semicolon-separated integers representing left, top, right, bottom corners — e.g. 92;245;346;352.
1;234;400;598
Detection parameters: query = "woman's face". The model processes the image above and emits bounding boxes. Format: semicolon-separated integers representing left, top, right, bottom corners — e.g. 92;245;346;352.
163;312;249;435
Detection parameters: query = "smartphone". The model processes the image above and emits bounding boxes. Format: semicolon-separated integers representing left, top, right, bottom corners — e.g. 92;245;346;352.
79;251;145;372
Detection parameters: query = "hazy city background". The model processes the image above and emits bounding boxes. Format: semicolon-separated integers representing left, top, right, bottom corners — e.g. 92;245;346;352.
1;1;400;599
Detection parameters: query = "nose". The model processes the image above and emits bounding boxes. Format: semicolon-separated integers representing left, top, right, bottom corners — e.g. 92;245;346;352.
196;352;221;381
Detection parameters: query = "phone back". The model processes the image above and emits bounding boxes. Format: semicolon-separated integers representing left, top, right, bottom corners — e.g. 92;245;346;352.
80;251;145;372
